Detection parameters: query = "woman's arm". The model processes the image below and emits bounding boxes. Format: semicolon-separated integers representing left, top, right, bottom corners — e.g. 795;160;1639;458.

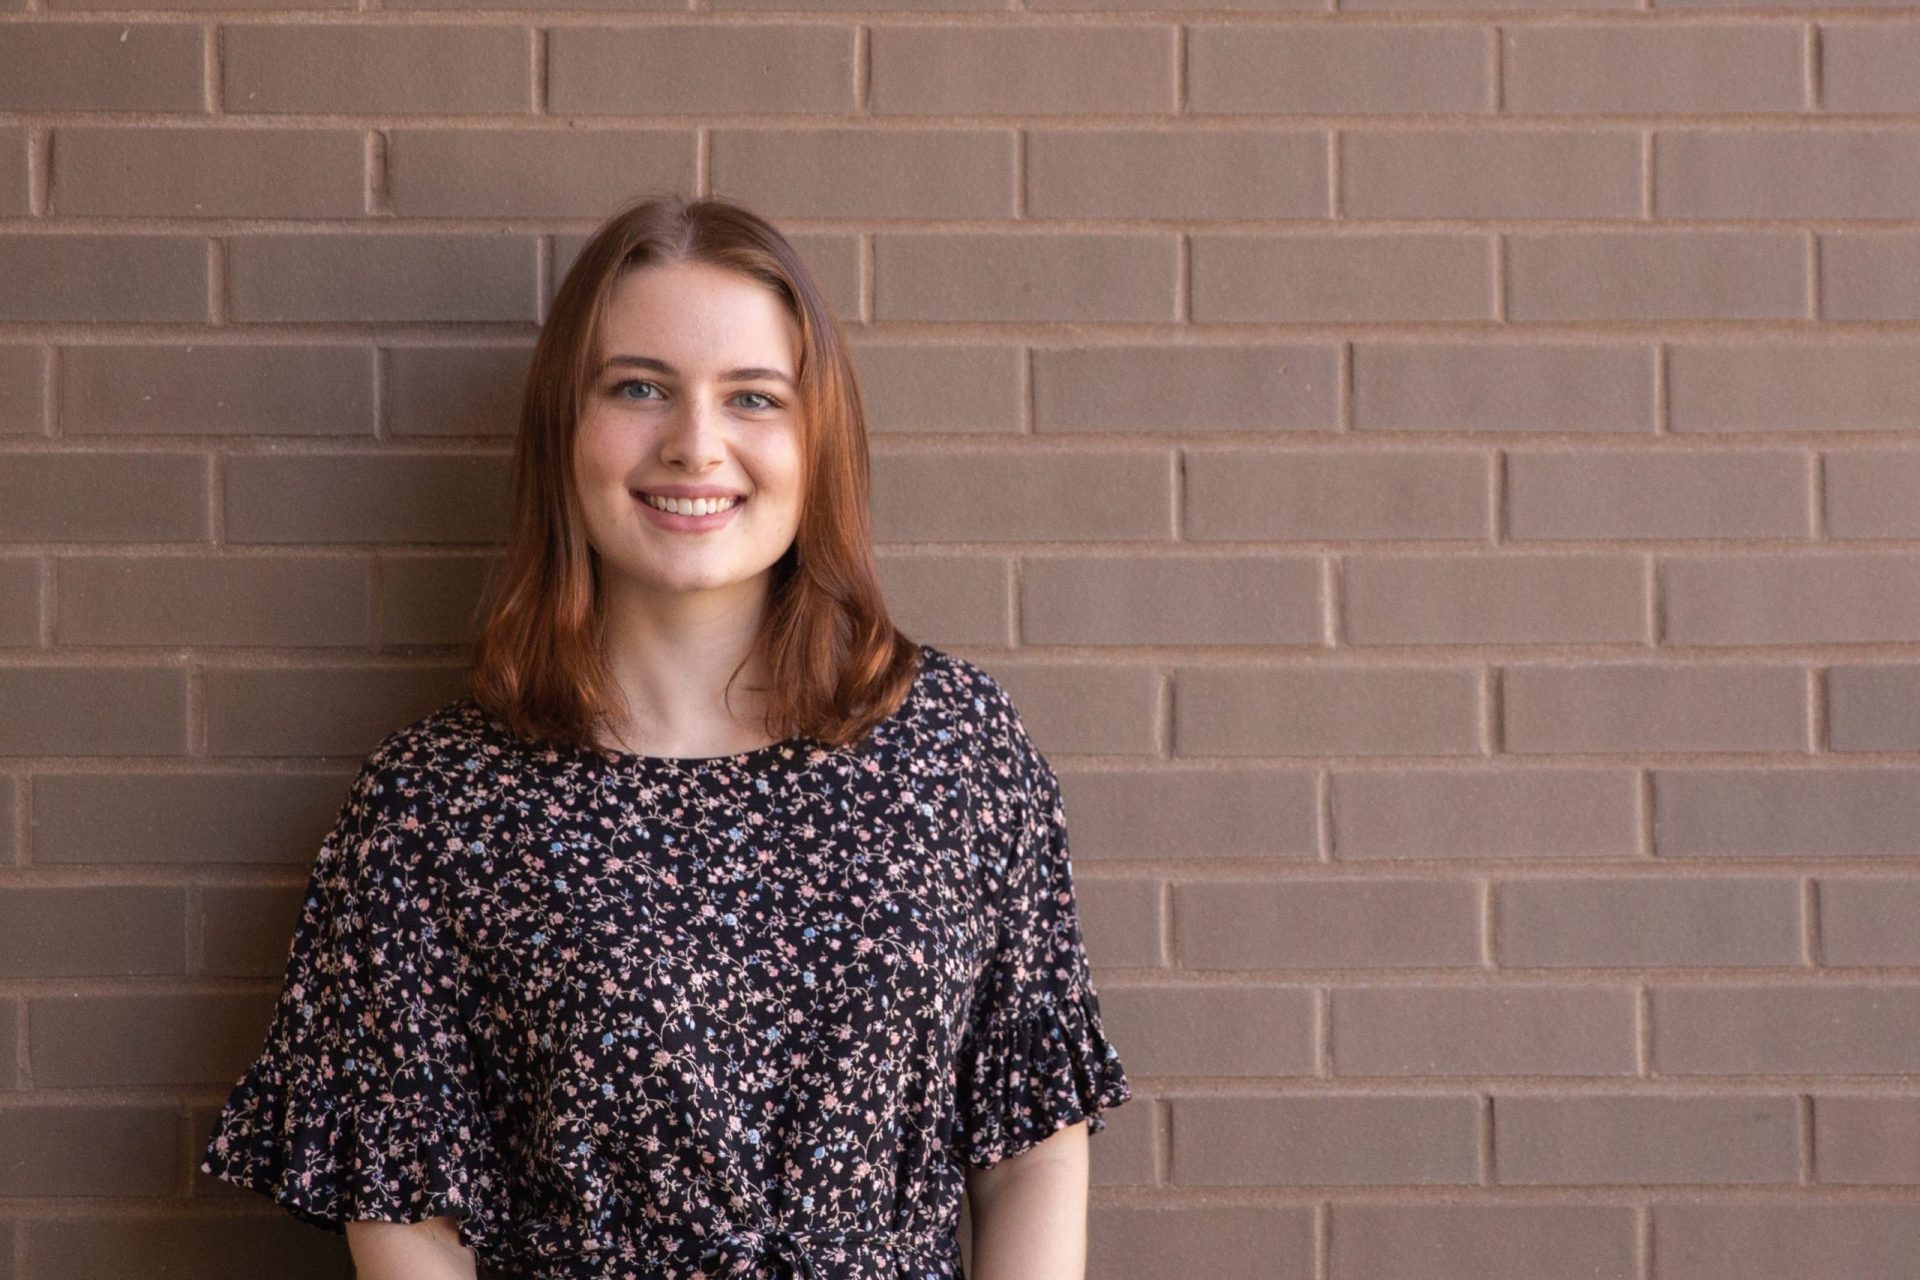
345;1215;478;1280
963;1120;1092;1280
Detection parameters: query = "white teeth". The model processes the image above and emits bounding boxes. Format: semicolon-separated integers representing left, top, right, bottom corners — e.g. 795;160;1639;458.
640;493;742;517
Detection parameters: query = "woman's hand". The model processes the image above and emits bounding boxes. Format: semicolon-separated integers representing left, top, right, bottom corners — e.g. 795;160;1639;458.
346;1214;478;1280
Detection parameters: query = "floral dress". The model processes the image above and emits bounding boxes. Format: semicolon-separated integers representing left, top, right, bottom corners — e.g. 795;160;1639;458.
199;642;1133;1280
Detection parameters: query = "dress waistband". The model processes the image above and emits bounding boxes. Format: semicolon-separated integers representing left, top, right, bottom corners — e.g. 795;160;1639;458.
689;1221;955;1280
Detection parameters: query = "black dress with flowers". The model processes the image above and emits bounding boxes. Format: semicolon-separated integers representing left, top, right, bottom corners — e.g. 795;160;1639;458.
199;642;1133;1280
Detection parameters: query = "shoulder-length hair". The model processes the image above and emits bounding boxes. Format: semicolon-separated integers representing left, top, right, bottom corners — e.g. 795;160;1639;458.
463;190;921;755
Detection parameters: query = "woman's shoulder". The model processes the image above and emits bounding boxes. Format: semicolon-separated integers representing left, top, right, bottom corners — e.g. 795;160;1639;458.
341;694;509;816
910;642;1048;788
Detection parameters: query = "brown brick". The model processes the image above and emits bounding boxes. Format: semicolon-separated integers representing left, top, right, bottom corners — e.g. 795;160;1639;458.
228;234;538;323
1495;1094;1799;1184
1033;344;1340;434
873;232;1178;323
847;343;1022;436
51;127;364;218
1497;876;1803;967
1194;233;1494;322
1333;985;1639;1075
61;344;375;437
1120;985;1316;1076
27;1217;343;1280
1828;664;1920;752
869;25;1175;116
1656;1204;1920;1279
1331;768;1640;860
549;25;854;115
1822;23;1920;113
1063;767;1320;861
0;668;187;757
0;126;26;216
225;452;508;545
379;552;499;647
1353;342;1655;433
0;236;208;324
32;769;350;866
1508;230;1808;321
1190;24;1493;114
874;555;1011;647
1342;129;1643;219
1331;1205;1635;1280
1176;1095;1480;1184
31;992;269;1086
1074;877;1162;970
1344;554;1649;645
1655;766;1920;857
1346;0;1636;7
1505;23;1806;114
0;781;17;865
198;882;305;977
1814;1096;1920;1183
1658;129;1920;219
1028;129;1327;220
0;559;41;647
223;24;533;114
55;555;370;647
1187;449;1490;542
1177;878;1482;968
0;1107;179;1196
1022;555;1324;646
711;128;1013;219
0;451;208;542
1508;448;1811;540
202;666;466;759
0;346;45;436
1501;663;1808;754
1817;877;1920;965
386;344;530;438
1822;232;1920;321
1653;985;1920;1073
390;128;694;217
871;447;1169;542
1091;1206;1313;1280
1176;664;1482;757
1663;552;1920;645
0;887;185;977
0;23;204;112
1825;448;1920;537
1670;342;1920;431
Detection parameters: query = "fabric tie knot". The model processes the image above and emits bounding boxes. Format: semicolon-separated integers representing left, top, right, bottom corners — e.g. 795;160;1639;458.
694;1222;938;1280
698;1224;837;1280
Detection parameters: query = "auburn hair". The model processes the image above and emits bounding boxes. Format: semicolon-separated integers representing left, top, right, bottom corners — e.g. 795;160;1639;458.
463;190;922;755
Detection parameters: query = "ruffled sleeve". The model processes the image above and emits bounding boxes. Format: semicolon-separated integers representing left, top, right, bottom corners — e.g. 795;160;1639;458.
953;719;1133;1170
199;752;503;1249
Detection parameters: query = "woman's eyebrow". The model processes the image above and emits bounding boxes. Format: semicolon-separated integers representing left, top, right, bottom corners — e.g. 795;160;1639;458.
600;354;794;387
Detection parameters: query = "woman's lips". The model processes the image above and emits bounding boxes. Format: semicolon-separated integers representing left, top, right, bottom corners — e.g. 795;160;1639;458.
633;492;746;533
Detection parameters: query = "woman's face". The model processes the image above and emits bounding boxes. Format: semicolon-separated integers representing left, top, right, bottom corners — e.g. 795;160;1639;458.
572;259;806;603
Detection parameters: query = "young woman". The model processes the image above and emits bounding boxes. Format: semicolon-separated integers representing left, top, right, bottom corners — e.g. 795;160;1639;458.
200;193;1133;1280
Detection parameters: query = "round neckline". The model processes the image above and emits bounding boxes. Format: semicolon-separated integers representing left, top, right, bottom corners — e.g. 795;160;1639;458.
566;642;936;776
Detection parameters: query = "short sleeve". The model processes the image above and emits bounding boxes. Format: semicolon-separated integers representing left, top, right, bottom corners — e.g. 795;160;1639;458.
199;754;502;1248
953;728;1133;1169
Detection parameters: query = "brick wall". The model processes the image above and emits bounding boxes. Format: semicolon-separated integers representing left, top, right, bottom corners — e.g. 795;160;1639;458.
4;1;1920;1278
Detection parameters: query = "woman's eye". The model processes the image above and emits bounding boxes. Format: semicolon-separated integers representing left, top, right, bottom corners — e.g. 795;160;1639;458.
609;381;781;411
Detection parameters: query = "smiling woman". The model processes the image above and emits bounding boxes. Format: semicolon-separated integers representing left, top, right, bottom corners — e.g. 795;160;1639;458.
197;193;1132;1280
